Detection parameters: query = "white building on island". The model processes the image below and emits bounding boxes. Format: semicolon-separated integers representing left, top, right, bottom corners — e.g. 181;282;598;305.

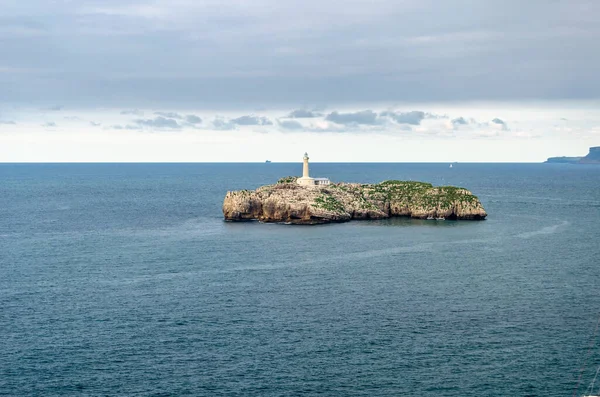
297;152;330;186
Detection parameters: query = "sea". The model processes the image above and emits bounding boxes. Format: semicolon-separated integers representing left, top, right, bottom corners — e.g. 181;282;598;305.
1;163;599;396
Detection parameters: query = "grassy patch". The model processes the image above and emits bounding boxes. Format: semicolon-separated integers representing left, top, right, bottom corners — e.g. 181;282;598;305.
277;176;298;184
313;194;346;213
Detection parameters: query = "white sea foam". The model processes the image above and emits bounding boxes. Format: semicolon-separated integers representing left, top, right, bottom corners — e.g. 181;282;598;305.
516;221;569;239
114;217;225;240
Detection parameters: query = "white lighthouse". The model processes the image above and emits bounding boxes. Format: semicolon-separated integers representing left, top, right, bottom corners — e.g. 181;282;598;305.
297;152;330;186
297;152;315;186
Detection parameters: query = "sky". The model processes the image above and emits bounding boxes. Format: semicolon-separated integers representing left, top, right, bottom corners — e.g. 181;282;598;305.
0;0;599;162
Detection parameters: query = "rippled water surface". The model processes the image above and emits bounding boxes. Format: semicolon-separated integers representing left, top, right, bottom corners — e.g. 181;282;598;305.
1;163;599;396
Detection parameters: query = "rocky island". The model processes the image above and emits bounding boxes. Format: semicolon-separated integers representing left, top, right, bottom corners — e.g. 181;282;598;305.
223;153;486;225
223;177;487;225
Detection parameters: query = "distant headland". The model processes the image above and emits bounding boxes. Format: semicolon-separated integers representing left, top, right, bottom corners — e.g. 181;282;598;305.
545;146;600;164
223;153;487;225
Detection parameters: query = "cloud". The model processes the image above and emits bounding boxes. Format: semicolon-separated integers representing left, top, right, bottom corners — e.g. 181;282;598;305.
0;120;16;125
443;115;510;133
45;105;63;111
230;115;273;126
90;121;101;126
111;124;141;130
325;110;379;125
380;110;426;125
1;2;599;107
134;116;181;129
154;111;183;119
210;115;275;129
277;119;304;130
120;109;144;116
185;114;202;124
305;120;349;133
491;117;509;130
451;117;469;127
64;116;81;121
288;109;322;118
212;117;236;130
43;122;57;127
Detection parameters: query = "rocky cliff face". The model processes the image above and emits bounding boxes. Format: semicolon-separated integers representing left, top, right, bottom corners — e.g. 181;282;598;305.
545;156;583;164
545;146;600;164
223;178;487;224
580;146;600;163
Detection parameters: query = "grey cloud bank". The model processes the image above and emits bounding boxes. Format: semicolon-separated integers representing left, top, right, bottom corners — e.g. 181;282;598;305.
185;115;202;124
231;115;273;126
27;106;517;135
135;116;181;129
1;0;599;107
326;110;379;125
324;109;443;126
154;111;183;119
152;112;203;124
212;117;236;130
120;109;144;115
277;119;304;130
288;109;322;118
111;124;141;130
451;117;469;127
380;111;427;125
491;117;509;130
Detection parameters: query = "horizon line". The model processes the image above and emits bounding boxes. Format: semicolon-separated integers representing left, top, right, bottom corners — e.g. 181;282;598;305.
0;161;557;164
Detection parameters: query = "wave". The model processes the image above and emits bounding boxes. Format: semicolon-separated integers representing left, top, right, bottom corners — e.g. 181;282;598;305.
113;217;225;240
516;221;569;239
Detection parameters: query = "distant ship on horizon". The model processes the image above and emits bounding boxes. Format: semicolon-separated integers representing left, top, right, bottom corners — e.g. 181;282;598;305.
265;160;272;163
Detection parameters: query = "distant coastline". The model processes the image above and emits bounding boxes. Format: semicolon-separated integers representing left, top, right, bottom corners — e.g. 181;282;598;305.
546;146;600;164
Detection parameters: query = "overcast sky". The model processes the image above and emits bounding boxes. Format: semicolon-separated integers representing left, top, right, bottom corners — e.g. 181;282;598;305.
0;0;599;161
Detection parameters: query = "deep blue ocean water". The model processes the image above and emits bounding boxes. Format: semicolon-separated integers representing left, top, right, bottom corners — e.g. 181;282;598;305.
1;163;599;396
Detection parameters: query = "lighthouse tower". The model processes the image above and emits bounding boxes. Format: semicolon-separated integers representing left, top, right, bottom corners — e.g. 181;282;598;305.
297;152;316;186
